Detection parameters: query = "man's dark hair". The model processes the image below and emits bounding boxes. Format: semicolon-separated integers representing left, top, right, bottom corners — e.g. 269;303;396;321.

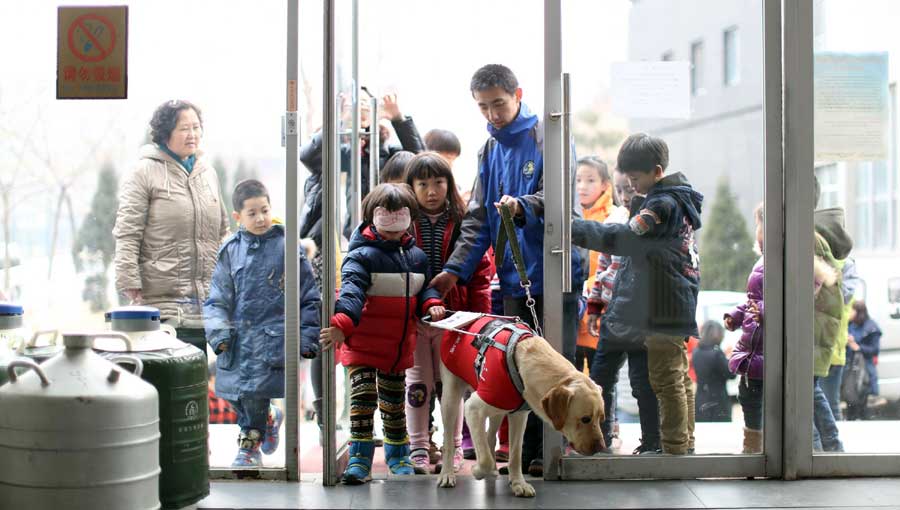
470;64;519;96
380;151;416;183
361;183;419;224
149;99;203;146
232;179;270;212
617;133;669;174
424;129;461;156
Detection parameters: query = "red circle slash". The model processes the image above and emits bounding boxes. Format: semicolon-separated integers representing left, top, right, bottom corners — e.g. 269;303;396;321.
67;14;117;63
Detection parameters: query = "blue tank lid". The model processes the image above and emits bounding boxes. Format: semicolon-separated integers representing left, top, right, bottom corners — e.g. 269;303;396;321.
0;302;24;316
105;306;161;321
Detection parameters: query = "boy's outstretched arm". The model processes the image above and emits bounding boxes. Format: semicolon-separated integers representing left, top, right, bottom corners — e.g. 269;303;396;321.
572;219;653;256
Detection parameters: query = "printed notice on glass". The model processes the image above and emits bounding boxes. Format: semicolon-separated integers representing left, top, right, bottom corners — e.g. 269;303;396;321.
814;52;888;161
611;61;690;119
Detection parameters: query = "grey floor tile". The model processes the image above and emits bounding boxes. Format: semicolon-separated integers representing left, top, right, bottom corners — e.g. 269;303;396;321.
345;477;704;509
685;478;900;508
199;480;351;509
199;477;900;510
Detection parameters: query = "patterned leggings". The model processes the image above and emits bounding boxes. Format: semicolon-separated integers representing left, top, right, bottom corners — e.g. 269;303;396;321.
348;365;408;445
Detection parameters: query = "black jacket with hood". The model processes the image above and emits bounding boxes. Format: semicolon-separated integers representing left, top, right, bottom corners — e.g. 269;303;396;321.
572;172;704;343
298;117;425;246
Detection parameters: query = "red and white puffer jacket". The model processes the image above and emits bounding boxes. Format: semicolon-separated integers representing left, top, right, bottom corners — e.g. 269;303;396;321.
331;224;443;373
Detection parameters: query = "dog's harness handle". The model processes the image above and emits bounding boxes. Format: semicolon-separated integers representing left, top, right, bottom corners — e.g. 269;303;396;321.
470;320;532;413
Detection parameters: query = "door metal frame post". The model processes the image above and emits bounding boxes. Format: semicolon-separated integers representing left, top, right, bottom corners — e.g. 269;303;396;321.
762;0;784;480
542;0;565;481
782;0;815;480
350;0;361;229
285;0;301;482
322;0;340;487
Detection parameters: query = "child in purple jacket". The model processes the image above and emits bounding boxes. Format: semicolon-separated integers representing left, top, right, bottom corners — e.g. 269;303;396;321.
724;204;765;454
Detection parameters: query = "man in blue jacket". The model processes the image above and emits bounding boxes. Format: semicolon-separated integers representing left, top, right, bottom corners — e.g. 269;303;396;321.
430;64;583;476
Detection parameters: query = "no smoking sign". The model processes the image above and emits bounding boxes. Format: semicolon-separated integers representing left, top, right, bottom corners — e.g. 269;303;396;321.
57;6;128;99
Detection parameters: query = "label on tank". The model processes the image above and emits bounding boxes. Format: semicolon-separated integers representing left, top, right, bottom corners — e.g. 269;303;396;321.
170;382;208;462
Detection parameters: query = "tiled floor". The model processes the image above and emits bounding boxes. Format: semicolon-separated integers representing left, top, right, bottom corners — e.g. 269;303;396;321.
197;476;900;509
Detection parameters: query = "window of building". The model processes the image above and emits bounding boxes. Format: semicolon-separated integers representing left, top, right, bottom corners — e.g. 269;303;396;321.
854;161;895;251
690;40;704;95
815;164;842;209
724;26;740;85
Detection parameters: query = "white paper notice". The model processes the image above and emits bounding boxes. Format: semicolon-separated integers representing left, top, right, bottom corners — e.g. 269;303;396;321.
814;52;889;161
611;61;691;119
425;311;483;331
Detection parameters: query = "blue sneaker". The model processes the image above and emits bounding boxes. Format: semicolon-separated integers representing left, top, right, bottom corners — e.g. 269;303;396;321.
342;440;375;484
384;441;415;475
232;430;262;468
261;406;284;455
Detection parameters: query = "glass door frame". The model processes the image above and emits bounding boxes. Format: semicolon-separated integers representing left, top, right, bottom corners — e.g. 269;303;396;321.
783;0;900;478
547;0;784;480
208;0;300;481
321;0;353;486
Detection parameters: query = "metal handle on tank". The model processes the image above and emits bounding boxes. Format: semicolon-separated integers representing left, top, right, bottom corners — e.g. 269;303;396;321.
89;331;135;352
107;355;144;379
6;359;51;386
17;329;60;354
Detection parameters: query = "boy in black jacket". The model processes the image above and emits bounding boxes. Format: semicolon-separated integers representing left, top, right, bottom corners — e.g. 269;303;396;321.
572;133;703;455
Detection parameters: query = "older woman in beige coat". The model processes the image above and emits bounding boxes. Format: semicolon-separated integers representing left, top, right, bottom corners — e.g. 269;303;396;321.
113;99;229;352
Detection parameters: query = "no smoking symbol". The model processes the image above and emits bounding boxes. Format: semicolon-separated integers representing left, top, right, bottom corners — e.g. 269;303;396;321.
67;14;117;63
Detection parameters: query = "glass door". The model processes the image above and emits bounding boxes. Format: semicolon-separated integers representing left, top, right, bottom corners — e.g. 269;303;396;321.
546;0;783;479
783;0;900;478
320;0;358;486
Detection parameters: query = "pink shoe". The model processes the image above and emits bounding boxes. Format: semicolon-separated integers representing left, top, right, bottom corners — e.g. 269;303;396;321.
410;449;430;475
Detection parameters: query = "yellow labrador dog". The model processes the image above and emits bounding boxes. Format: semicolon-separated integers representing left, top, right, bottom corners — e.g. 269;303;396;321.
436;316;605;497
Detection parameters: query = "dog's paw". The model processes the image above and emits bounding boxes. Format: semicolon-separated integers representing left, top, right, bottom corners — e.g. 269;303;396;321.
437;471;456;488
471;463;499;480
510;478;536;498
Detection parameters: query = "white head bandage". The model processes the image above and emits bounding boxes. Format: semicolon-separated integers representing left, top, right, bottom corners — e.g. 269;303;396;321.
373;206;411;232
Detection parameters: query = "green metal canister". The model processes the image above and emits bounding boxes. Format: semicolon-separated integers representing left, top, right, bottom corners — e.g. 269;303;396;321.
95;306;209;509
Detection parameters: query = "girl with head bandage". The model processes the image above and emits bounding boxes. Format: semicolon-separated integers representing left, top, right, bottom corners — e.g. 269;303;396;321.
319;183;446;484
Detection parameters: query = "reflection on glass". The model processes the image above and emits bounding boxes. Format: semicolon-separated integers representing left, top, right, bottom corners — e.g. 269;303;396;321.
813;0;900;454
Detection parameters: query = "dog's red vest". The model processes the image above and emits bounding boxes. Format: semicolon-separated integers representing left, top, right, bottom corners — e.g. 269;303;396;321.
440;316;533;412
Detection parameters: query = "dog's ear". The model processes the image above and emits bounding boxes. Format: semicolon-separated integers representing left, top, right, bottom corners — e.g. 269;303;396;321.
541;382;574;431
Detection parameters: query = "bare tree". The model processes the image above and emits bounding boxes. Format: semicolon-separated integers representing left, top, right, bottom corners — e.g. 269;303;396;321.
0;116;44;295
26;106;119;279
